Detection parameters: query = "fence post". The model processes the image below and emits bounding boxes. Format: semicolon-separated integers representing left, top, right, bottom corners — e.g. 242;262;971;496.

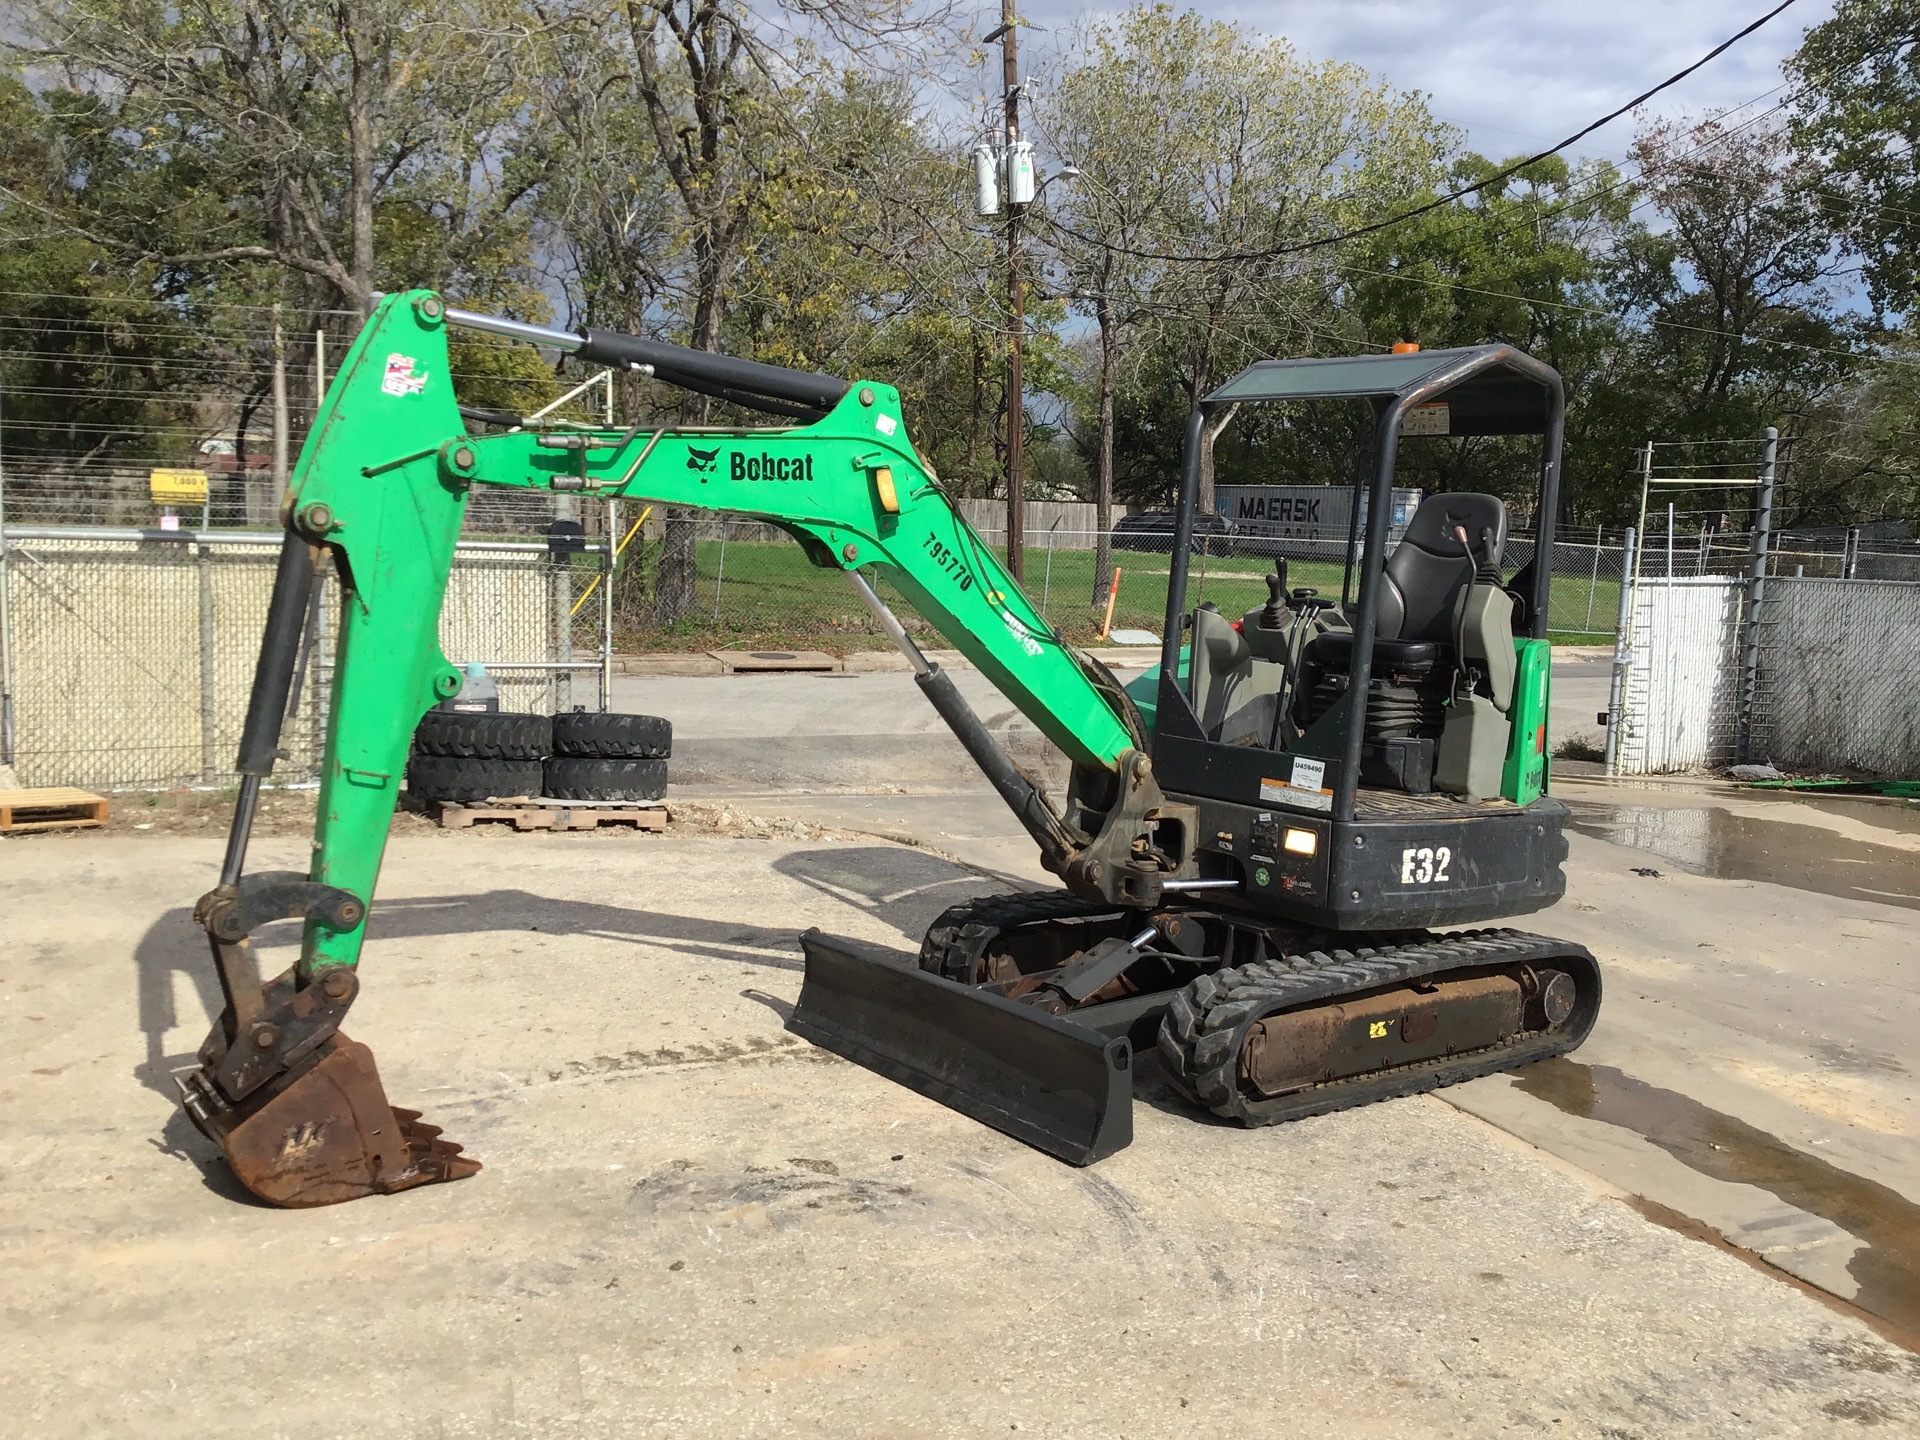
602;498;616;711
1040;516;1060;619
712;517;728;623
552;500;576;715
1737;426;1777;764
272;306;289;500
1604;525;1638;776
313;564;331;774
197;539;217;781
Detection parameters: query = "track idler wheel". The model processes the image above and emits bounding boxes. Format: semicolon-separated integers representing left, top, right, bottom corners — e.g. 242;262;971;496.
181;1033;479;1208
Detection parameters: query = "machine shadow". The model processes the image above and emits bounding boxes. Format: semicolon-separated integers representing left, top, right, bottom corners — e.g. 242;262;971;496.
132;844;1009;1105
768;845;1006;938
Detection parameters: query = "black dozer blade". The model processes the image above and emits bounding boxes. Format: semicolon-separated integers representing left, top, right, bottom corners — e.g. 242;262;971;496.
790;932;1133;1165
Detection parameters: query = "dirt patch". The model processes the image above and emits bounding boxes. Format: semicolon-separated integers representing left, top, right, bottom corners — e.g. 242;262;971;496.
0;785;335;840
3;788;876;847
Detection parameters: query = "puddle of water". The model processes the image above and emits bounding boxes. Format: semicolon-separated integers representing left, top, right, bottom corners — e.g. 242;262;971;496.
1516;1059;1920;1348
1564;802;1920;909
1743;789;1920;840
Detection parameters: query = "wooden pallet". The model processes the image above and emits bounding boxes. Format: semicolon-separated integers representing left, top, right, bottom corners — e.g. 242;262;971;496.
0;787;110;833
420;795;667;832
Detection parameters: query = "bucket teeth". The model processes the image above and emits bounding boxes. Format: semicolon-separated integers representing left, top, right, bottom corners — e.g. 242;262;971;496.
185;1033;481;1208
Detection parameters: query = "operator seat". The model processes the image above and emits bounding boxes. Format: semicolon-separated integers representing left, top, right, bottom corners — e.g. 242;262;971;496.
1304;493;1519;799
1313;492;1509;667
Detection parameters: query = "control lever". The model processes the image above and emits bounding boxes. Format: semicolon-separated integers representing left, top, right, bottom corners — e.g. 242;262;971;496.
1259;572;1288;630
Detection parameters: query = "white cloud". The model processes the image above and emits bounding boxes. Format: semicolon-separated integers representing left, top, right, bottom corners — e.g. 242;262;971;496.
1017;0;1832;161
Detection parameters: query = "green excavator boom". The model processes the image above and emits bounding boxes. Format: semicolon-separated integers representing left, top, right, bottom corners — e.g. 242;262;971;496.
178;292;1159;1205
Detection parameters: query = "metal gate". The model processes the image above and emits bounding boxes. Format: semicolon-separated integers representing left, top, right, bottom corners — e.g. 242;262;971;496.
1611;577;1746;775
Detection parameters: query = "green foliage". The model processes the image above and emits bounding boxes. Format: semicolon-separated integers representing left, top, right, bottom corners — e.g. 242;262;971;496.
4;0;1916;535
0;70;208;468
1790;0;1920;319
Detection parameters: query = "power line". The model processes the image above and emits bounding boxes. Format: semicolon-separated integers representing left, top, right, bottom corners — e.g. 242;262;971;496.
1042;0;1804;266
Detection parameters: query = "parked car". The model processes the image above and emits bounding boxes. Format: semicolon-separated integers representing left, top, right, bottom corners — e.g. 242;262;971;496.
1111;508;1240;556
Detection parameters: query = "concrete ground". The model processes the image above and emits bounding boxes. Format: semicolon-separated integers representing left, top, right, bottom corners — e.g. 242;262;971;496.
3;649;1917;1436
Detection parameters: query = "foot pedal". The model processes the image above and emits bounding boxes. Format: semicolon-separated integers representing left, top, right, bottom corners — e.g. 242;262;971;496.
182;1034;480;1207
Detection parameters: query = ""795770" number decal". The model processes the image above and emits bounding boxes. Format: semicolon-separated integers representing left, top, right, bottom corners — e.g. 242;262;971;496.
1400;846;1452;884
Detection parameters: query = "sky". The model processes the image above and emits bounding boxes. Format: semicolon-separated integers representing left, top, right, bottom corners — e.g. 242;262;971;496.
1017;0;1835;165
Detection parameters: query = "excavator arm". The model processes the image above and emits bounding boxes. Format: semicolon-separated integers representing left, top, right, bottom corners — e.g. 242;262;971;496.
181;292;1191;1204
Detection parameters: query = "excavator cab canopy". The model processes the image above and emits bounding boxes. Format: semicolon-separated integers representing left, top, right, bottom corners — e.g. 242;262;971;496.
1147;343;1566;828
1204;345;1559;436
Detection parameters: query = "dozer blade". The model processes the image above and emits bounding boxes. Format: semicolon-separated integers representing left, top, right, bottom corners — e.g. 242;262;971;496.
180;1034;480;1208
790;932;1133;1165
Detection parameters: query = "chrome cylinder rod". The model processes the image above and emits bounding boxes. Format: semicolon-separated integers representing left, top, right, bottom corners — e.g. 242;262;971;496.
847;571;932;677
443;306;584;354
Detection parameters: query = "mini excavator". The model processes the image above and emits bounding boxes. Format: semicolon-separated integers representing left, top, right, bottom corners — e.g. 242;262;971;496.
179;292;1600;1207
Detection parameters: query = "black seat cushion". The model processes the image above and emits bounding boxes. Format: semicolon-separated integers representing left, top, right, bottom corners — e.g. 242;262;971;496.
1377;493;1509;643
1312;630;1443;671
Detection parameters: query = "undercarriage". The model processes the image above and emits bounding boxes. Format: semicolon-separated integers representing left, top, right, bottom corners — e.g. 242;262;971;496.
792;891;1600;1164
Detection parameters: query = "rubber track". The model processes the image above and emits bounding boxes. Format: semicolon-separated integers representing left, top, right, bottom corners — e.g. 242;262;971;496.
1156;928;1601;1126
918;890;1129;983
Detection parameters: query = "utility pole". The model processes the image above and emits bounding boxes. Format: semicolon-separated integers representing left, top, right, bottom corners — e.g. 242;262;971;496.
997;1;1026;581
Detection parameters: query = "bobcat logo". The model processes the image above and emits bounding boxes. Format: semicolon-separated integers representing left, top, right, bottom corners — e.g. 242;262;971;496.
686;445;721;474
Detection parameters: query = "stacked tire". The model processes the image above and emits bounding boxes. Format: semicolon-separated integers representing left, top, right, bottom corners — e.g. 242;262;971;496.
406;709;671;805
546;711;671;800
407;711;551;803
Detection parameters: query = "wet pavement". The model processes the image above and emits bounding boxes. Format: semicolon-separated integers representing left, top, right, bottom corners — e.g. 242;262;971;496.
1564;799;1920;910
617;669;1920;1365
1517;1059;1920;1348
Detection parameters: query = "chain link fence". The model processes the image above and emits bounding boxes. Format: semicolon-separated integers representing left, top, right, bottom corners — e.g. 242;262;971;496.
1606;570;1920;779
1754;577;1920;776
0;528;609;790
604;517;1642;652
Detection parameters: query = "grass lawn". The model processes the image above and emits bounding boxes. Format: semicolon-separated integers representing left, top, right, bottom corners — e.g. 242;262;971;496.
610;540;1620;652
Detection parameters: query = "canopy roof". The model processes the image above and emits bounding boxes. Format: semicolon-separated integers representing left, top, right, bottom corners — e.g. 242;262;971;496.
1205;345;1557;436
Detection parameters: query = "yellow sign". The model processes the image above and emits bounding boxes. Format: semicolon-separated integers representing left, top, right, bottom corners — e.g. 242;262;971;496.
149;468;209;504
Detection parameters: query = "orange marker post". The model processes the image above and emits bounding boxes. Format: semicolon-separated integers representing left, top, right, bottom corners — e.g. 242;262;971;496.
1100;567;1122;640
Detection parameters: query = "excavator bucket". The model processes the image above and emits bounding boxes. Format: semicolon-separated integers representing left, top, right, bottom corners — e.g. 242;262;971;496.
180;1033;479;1208
790;932;1134;1165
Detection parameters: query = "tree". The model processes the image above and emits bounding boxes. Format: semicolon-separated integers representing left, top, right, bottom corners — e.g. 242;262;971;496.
1790;0;1920;319
0;69;209;477
1038;6;1183;601
1144;18;1447;515
14;0;548;317
1581;114;1859;524
1343;153;1631;517
543;0;958;623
